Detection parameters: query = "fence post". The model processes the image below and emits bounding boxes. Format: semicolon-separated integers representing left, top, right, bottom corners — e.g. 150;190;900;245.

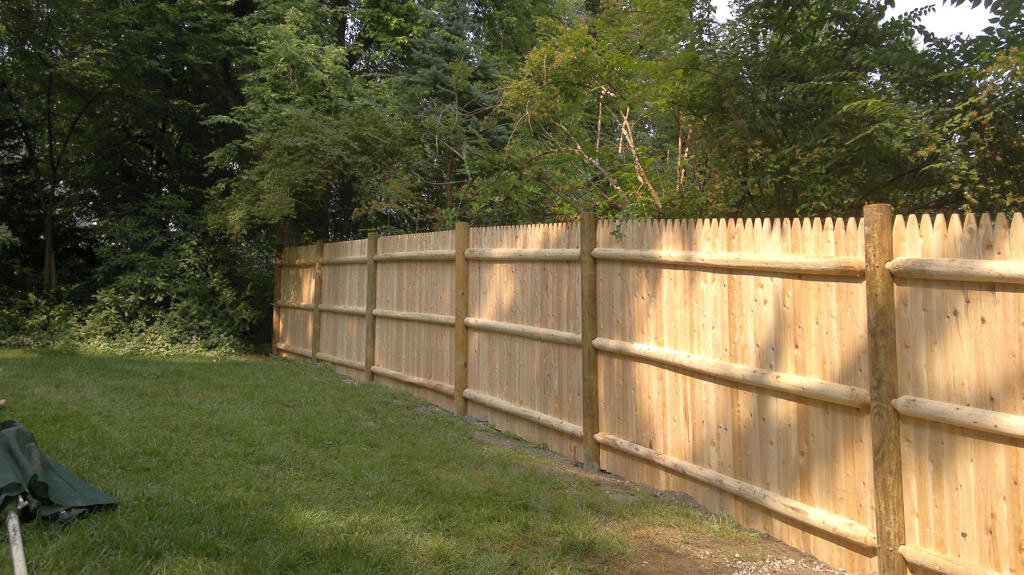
311;240;325;361
364;232;379;382
580;212;600;471
863;203;907;575
272;247;282;356
454;222;470;416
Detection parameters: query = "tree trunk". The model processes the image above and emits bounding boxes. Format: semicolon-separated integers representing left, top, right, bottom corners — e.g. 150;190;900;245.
42;209;57;291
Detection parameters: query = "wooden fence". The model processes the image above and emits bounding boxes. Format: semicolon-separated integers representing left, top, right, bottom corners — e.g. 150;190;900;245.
273;206;1024;575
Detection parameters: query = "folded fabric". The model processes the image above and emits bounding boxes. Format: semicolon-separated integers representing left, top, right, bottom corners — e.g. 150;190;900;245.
0;420;117;525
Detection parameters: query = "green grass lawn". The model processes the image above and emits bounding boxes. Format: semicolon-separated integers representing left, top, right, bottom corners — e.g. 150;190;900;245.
0;350;748;574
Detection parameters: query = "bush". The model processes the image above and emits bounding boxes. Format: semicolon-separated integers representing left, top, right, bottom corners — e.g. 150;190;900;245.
1;240;260;357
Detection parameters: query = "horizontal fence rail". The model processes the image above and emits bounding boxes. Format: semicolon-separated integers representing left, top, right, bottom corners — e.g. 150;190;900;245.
463;389;584;438
592;337;870;408
592;248;867;277
887;256;1024;284
464;317;582;346
275;207;1024;575
465;247;581;261
892;395;1024;441
593;432;878;551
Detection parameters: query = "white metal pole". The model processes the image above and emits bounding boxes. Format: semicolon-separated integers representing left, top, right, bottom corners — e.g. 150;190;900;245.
5;499;27;575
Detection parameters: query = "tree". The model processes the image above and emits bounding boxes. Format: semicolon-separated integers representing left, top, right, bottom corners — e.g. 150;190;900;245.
209;0;557;237
913;1;1024;213
1;0;264;350
683;0;956;217
501;0;702;219
0;0;131;290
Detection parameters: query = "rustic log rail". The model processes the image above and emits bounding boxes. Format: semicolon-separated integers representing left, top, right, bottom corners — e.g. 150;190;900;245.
319;304;363;316
592;248;866;277
892;395;1024;440
463;389;584;438
592;337;870;408
594;432;878;551
374;249;455;262
464;317;581;346
887;256;1024;285
898;544;1005;575
465;247;580;261
373;309;455;326
371;366;454;397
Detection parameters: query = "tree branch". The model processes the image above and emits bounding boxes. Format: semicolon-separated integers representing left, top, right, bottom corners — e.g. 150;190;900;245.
614;109;663;210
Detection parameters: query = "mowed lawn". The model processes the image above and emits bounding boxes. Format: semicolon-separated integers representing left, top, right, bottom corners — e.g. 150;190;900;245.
0;350;747;574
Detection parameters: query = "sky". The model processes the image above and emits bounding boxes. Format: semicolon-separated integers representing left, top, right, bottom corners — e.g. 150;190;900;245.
712;0;996;38
886;0;995;37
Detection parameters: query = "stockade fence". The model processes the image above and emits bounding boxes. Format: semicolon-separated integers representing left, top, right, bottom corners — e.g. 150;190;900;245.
274;205;1024;575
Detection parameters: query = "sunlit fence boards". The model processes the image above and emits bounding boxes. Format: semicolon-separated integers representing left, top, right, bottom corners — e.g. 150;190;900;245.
592;217;874;570
373;230;456;410
275;243;320;359
275;207;1024;575
891;213;1024;575
466;223;584;460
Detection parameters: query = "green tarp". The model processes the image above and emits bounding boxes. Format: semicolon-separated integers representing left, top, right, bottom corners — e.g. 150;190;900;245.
0;420;117;525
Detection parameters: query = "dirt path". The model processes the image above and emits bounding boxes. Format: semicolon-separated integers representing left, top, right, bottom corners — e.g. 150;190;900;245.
473;426;864;575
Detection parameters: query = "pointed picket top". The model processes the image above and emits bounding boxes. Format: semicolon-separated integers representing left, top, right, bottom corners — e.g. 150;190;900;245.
734;218;747;254
811;217;824;257
783;216;795;255
794;215;811;251
655;217;668;251
663;218;677;251
929;213;947;258
754;217;765;252
823;217;837;257
1011;212;1024;258
993;212;1010;260
686;218;699;251
750;218;763;253
772;218;784;249
713;218;727;252
701;217;715;250
903;214;920;258
919;213;934;259
959;212;977;258
725;218;738;253
892;215;907;260
693;217;706;251
977;213;994;260
947;212;964;259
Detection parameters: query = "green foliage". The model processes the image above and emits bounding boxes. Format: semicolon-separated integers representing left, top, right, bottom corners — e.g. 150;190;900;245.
5;0;1024;356
0;223;15;248
0;292;83;350
1;0;267;351
1;193;260;356
501;0;700;218
208;0;560;237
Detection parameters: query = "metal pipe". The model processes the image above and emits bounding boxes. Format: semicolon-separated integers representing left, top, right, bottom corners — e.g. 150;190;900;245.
5;497;28;575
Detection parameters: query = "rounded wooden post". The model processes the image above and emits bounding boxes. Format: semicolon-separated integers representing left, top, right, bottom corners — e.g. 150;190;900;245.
272;247;283;356
454;222;470;416
364;233;379;382
864;203;907;575
580;212;600;471
311;240;325;361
